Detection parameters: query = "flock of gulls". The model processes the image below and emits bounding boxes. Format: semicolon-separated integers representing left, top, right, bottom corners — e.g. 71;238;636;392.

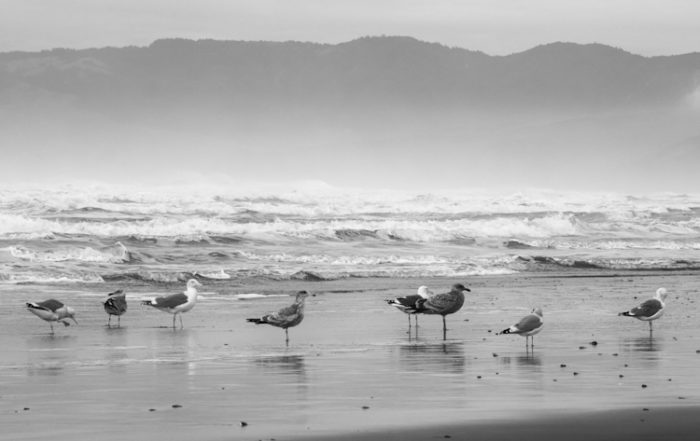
25;280;668;346
25;278;310;343
388;284;668;346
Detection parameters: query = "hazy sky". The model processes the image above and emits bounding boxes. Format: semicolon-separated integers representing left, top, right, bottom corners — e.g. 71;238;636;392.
2;0;699;55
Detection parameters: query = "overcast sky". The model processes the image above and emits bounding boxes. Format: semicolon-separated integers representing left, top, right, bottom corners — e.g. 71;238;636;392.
2;0;699;55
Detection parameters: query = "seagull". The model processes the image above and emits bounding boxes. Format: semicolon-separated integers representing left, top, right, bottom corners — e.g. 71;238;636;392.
141;279;202;328
499;308;544;349
412;283;470;339
618;288;667;332
386;285;433;329
26;299;78;334
246;291;309;344
103;289;127;327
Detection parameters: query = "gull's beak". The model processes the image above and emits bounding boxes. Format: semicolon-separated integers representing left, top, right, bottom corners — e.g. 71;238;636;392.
71;316;78;325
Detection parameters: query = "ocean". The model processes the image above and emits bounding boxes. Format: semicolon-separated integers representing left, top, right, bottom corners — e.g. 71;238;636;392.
2;183;699;286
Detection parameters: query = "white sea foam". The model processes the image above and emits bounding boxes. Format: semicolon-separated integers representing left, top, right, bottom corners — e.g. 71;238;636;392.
235;250;457;265
196;269;231;279
2;185;700;283
3;185;700;218
6;243;129;263
0;213;585;241
0;272;104;284
235;293;289;300
527;239;700;251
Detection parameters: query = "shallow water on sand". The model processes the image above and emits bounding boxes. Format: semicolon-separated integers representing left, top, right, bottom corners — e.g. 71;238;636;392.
1;273;699;440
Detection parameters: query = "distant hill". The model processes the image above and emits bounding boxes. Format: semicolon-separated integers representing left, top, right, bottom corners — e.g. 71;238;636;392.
1;36;699;191
1;36;699;113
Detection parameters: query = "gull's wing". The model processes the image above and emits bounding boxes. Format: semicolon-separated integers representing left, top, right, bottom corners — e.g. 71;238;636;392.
629;298;663;318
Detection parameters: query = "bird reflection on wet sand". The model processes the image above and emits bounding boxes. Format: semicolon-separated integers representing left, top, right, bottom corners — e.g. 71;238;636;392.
397;342;466;375
499;353;543;368
621;335;663;354
254;354;307;376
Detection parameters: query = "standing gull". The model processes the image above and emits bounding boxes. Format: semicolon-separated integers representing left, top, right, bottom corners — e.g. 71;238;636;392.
386;285;433;329
246;291;309;345
413;283;470;340
499;308;544;349
26;299;78;334
103;289;127;327
618;288;667;332
141;279;202;329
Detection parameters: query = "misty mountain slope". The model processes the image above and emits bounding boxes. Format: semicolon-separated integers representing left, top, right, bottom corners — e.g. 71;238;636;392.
1;36;699;190
2;36;699;111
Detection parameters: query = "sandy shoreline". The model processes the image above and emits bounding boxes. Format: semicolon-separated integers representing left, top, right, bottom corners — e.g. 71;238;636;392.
2;271;700;440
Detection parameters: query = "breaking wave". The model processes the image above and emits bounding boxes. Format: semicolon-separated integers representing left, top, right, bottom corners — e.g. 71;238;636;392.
2;185;700;285
6;242;130;263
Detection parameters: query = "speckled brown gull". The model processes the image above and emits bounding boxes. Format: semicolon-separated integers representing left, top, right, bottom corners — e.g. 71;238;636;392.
247;291;309;345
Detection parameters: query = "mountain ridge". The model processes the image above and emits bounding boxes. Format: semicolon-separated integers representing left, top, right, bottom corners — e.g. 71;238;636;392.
1;36;699;190
2;36;699;112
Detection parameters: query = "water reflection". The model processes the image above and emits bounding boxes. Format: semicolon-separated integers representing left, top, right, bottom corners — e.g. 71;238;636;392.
253;354;308;397
397;342;466;375
149;328;200;382
498;353;542;368
103;326;129;374
255;354;306;374
25;335;76;376
620;335;663;353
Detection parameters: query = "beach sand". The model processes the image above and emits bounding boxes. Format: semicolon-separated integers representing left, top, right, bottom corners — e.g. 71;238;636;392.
1;271;699;440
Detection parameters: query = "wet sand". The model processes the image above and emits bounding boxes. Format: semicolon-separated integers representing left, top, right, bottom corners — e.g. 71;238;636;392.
307;406;700;441
1;271;700;440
